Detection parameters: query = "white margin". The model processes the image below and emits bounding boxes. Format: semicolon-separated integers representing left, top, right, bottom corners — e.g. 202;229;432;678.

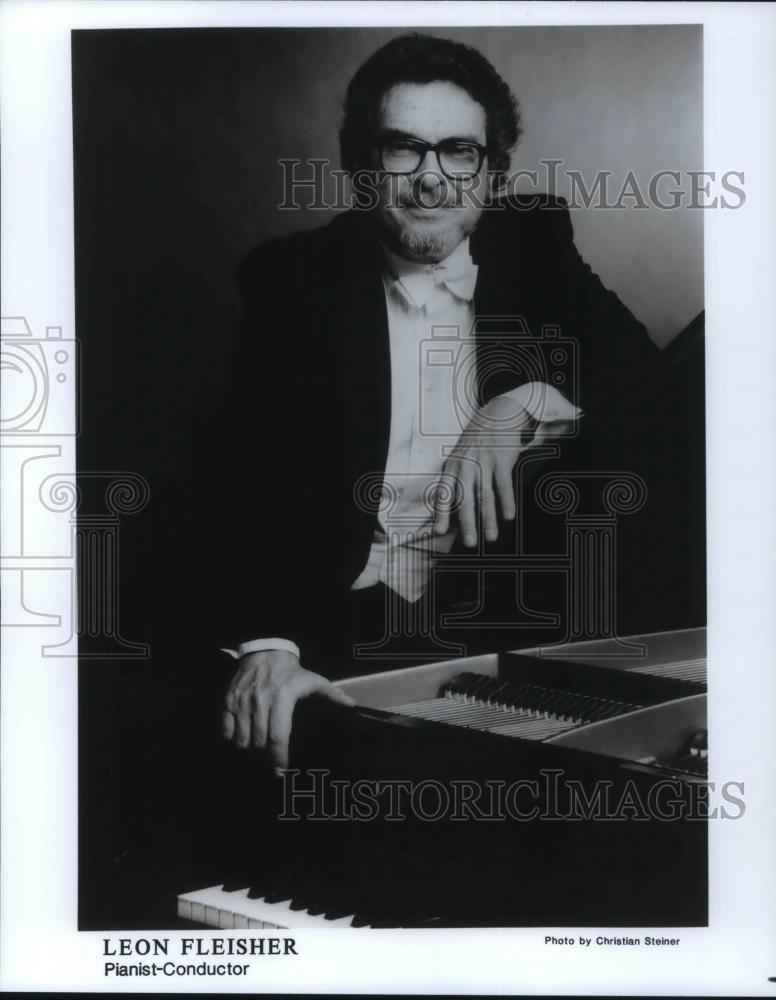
1;1;775;995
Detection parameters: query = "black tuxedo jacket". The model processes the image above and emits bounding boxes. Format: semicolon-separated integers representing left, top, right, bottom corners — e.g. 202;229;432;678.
204;196;664;660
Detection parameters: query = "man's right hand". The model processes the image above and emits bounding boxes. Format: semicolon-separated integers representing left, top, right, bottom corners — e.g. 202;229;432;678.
221;649;355;770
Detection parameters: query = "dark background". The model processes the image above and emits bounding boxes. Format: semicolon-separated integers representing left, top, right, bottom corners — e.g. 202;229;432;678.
73;27;706;929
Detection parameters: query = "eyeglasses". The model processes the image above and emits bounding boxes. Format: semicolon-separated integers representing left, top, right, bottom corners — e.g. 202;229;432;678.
378;136;487;179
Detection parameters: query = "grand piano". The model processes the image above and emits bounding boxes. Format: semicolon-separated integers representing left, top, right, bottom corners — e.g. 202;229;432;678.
179;627;708;930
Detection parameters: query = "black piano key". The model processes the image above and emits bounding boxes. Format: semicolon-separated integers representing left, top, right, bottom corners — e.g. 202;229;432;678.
570;695;609;722
491;679;531;703
533;686;564;711
462;674;496;697
477;677;513;702
479;678;513;700
323;903;357;920
487;681;531;707
277;866;325;914
322;880;363;921
533;688;573;716
220;880;247;893
600;701;636;719
550;690;589;720
514;684;550;712
257;868;298;905
575;697;604;721
329;873;402;927
297;877;337;917
262;889;294;904
279;881;332;915
586;699;632;721
440;672;467;691
442;674;492;700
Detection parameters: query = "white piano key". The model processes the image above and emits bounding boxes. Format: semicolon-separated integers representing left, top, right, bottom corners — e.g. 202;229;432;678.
177;885;367;929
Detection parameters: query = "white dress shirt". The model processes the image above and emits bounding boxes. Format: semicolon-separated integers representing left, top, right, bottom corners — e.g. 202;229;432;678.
226;237;580;661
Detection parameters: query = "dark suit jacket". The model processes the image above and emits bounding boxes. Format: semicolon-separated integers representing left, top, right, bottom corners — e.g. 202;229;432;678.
203;196;665;662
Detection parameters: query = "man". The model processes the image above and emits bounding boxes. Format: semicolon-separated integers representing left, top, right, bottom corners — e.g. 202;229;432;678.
210;34;663;769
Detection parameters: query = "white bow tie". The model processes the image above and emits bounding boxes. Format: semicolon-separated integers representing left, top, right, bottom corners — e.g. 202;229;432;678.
384;242;479;308
400;263;478;307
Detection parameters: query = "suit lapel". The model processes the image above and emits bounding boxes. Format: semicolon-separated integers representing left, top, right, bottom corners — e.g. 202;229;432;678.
324;214;391;516
471;208;531;403
472;207;522;314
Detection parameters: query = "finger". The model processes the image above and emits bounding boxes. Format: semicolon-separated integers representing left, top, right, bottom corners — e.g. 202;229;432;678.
250;687;271;751
293;669;355;706
221;709;236;741
433;508;449;536
478;482;498;543
267;691;296;772
221;663;258;739
222;687;239;739
457;472;477;547
433;467;456;536
234;692;252;750
494;462;516;521
320;684;356;707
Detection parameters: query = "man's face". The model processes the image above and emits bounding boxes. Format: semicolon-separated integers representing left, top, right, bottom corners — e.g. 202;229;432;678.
372;81;489;263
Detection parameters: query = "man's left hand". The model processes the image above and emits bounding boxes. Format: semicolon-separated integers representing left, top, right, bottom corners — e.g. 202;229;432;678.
432;395;570;546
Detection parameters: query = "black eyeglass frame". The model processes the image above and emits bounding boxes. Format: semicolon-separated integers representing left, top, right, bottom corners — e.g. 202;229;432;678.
376;135;488;179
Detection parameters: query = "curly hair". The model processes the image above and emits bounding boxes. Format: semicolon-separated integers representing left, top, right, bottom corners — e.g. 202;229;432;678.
340;33;521;183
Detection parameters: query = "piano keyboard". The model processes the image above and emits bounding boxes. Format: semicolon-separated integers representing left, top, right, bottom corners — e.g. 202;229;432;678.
632;657;707;685
385;671;642;739
180;632;708;930
178;884;371;929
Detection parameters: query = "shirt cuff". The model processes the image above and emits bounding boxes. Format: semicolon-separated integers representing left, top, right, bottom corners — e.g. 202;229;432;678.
499;381;582;422
220;637;301;660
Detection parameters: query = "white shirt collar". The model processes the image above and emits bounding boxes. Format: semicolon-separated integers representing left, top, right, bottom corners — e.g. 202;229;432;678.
381;238;478;308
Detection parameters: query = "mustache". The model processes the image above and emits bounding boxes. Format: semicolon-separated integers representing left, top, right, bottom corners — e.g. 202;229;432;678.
392;175;465;210
396;191;464;210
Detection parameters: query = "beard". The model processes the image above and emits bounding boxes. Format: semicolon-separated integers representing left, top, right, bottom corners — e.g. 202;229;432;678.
394;213;480;260
377;178;484;262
